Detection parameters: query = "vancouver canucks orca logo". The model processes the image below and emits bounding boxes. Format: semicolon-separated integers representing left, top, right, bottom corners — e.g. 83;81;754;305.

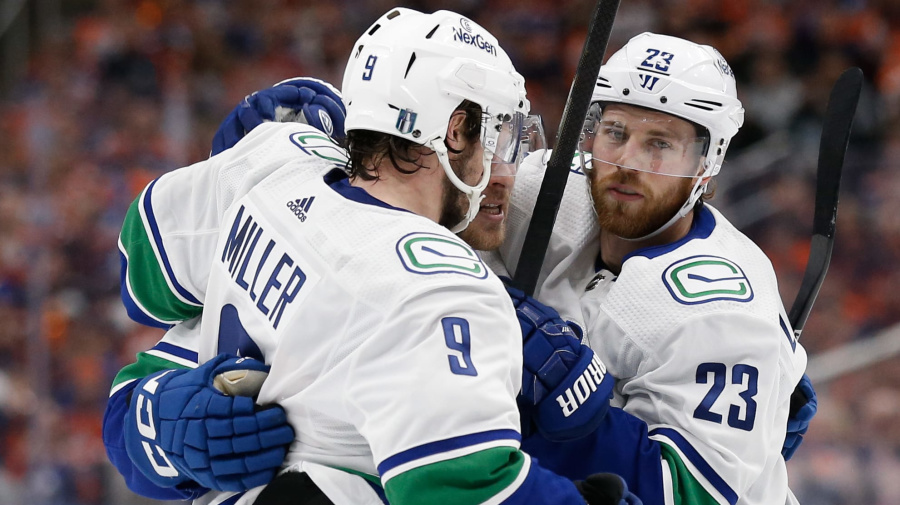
290;131;348;164
663;255;753;305
397;232;487;278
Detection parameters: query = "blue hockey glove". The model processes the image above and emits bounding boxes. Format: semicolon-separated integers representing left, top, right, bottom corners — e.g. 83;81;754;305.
211;77;346;156
783;373;817;460
124;354;294;492
505;283;614;441
575;473;643;505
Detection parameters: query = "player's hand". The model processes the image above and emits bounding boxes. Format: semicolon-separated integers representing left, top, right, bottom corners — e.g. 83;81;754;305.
783;373;817;460
575;473;642;505
505;282;614;441
124;354;294;492
211;77;346;156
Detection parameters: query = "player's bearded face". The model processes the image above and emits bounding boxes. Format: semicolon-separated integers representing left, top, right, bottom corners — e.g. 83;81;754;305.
458;166;512;251
589;166;697;239
586;104;705;239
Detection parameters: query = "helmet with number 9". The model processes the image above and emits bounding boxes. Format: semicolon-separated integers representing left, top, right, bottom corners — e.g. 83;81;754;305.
342;8;530;232
591;32;745;212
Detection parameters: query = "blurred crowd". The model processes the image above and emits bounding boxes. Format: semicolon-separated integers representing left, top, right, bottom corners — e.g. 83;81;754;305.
1;0;899;503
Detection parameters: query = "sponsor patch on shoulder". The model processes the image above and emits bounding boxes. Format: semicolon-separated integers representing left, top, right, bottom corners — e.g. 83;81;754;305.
397;232;487;278
662;255;753;304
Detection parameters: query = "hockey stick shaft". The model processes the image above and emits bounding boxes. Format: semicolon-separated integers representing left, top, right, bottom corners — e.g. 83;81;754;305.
512;0;621;295
788;67;863;339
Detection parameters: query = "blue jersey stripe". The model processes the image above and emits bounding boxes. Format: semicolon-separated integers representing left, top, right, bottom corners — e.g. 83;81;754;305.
649;427;738;505
218;493;244;505
326;169;410;213
152;342;199;364
142;179;202;305
377;429;520;476
779;315;796;351
119;249;173;329
365;479;389;504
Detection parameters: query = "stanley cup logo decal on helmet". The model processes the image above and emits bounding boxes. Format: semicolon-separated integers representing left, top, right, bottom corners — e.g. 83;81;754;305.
396;108;418;134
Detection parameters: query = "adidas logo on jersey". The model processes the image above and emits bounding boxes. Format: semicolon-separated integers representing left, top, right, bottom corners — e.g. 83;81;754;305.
556;354;607;417
286;197;315;222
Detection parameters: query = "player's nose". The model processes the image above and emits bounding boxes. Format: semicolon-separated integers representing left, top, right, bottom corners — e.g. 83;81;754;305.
491;159;517;178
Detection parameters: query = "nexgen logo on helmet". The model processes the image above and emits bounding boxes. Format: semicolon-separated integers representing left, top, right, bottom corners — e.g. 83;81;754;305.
452;19;498;57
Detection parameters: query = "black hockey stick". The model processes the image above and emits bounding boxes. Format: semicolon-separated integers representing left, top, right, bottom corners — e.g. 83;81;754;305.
788;67;863;339
512;0;621;295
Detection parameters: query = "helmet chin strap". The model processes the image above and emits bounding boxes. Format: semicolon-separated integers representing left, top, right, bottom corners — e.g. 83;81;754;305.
619;175;706;242
430;139;492;233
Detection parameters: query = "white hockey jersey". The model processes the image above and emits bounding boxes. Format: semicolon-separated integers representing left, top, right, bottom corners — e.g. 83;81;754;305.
112;124;591;505
498;151;807;505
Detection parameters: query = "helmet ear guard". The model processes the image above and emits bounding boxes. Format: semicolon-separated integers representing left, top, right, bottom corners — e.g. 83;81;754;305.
342;8;530;232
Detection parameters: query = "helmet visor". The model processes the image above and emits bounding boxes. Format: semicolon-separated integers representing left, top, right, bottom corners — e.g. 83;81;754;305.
579;103;707;178
483;109;527;165
517;114;547;163
488;113;545;177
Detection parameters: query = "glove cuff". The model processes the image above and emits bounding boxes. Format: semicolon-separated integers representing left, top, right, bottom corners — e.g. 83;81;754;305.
124;369;193;488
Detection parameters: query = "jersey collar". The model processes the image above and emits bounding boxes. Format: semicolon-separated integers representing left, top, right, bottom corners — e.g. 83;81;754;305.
325;169;413;214
621;204;717;262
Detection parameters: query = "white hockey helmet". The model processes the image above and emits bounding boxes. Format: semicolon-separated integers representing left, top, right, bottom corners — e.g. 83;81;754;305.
342;8;530;232
592;32;744;179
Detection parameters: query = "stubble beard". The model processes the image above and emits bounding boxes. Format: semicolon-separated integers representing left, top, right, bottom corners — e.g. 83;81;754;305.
589;168;696;239
438;146;478;230
458;206;505;251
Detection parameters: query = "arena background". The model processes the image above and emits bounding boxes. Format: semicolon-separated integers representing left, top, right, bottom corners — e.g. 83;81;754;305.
1;0;899;503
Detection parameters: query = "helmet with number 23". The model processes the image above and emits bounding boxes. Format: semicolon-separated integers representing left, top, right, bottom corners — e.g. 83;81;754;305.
586;32;745;229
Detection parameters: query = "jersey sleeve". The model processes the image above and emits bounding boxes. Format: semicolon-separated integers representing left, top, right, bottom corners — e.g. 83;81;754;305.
344;279;589;505
118;163;218;327
102;321;205;500
119;122;347;328
605;311;801;505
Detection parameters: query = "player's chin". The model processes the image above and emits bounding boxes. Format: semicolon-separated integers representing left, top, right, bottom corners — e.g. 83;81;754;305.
460;212;506;251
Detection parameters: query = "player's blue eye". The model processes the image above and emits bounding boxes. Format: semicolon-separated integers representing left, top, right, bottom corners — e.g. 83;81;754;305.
602;127;626;143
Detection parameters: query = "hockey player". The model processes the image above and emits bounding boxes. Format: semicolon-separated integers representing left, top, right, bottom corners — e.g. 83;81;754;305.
102;7;637;505
493;33;812;505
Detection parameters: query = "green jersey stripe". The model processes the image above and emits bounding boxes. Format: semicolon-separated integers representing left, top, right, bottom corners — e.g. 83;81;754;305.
120;196;202;323
110;351;190;391
659;443;723;505
335;466;381;486
384;447;526;505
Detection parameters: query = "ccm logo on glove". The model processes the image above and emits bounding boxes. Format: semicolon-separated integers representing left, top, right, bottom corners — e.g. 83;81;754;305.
557;354;607;417
135;370;180;477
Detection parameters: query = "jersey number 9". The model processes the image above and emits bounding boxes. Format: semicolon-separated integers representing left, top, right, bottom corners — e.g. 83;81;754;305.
442;317;478;377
